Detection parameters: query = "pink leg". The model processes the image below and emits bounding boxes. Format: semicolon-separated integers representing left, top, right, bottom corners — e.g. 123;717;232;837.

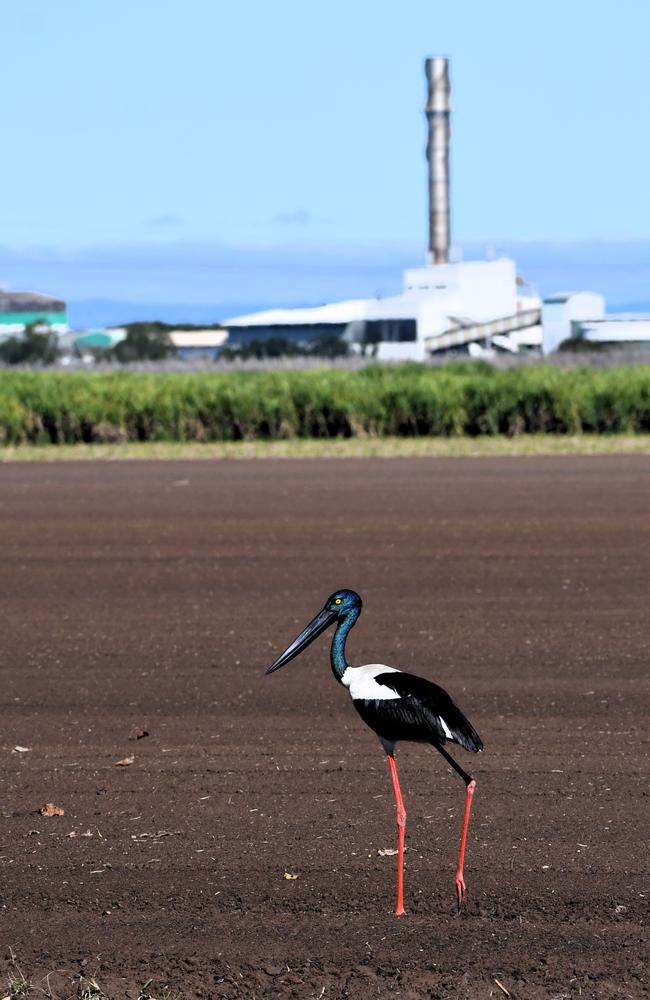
454;778;476;910
387;755;407;916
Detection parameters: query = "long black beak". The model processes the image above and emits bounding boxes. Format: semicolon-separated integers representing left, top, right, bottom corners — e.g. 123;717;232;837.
265;607;337;674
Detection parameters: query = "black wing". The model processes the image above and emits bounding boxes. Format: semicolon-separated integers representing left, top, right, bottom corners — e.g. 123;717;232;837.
367;671;483;753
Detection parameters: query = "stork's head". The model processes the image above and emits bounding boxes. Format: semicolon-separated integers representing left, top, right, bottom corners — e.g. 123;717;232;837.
324;589;363;617
265;589;362;674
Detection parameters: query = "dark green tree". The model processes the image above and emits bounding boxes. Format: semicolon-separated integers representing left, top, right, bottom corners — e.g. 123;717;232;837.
0;323;61;365
308;333;350;358
109;323;177;362
221;333;350;361
557;336;606;353
221;337;302;360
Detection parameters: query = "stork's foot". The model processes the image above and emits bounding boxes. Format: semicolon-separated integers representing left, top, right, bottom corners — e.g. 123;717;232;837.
455;871;467;911
395;905;406;917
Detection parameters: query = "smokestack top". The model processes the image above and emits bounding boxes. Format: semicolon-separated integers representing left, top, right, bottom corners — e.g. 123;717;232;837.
425;57;451;113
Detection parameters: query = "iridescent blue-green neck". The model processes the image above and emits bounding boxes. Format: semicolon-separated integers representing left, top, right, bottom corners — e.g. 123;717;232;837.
330;607;360;682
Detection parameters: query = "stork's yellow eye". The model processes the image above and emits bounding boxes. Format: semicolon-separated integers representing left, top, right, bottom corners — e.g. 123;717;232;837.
335;598;342;604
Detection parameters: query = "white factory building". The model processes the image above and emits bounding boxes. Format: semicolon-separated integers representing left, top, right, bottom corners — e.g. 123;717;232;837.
223;257;542;360
541;292;650;353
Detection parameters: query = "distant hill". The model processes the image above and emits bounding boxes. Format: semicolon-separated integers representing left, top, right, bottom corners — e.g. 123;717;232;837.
608;301;650;315
68;300;274;330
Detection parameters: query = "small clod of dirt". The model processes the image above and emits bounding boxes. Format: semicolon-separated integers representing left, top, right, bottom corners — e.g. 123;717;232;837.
39;803;65;817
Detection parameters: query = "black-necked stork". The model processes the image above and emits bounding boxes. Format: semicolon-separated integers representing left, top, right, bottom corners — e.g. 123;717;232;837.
266;589;483;916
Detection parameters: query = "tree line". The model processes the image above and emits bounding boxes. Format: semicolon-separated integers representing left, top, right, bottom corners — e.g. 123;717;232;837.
0;322;353;365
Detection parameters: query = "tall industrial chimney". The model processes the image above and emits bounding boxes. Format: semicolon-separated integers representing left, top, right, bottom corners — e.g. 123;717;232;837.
425;57;451;265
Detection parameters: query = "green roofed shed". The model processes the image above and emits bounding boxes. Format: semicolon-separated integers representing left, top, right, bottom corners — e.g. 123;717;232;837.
74;329;126;350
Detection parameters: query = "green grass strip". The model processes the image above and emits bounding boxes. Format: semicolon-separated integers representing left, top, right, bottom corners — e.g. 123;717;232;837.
3;434;650;461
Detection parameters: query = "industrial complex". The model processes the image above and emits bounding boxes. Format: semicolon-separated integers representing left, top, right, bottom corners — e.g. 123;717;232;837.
222;57;650;359
2;57;649;361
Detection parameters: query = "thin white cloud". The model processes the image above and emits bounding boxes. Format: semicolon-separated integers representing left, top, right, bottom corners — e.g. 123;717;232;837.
147;213;184;227
273;209;313;226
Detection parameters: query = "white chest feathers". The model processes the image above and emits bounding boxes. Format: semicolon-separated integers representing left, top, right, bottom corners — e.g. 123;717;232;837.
340;663;402;701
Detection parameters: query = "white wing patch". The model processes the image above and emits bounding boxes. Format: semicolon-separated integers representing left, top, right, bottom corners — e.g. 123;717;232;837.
341;663;401;701
439;717;454;739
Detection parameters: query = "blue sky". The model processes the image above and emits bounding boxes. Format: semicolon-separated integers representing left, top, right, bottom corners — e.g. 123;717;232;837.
1;0;649;321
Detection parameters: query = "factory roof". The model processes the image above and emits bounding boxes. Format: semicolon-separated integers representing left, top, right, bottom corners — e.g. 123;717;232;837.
169;330;228;348
0;290;66;313
543;291;598;305
74;328;126;350
580;320;650;343
222;293;422;328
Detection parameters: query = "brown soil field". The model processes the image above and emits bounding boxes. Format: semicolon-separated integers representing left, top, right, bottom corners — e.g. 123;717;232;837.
1;457;648;999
